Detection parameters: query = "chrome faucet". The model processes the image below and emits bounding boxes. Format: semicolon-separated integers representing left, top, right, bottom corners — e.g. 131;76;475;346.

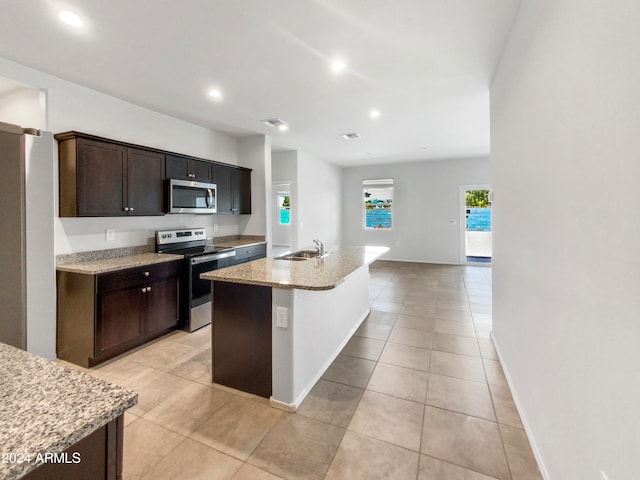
313;239;325;257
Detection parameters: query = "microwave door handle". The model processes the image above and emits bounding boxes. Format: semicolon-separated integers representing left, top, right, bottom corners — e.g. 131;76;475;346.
206;189;213;208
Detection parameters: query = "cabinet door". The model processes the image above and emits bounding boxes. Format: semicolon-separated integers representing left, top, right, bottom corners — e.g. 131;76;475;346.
96;288;144;358
165;155;191;181
76;139;127;216
231;169;252;214
127;148;165;216
191;159;212;183
211;164;232;213
145;276;179;338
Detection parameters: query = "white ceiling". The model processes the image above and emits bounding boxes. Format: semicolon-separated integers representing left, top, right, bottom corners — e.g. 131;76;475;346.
0;0;521;166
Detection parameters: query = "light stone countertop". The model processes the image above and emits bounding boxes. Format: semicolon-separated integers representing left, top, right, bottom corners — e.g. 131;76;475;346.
201;245;389;290
55;253;184;275
0;343;137;480
213;238;266;249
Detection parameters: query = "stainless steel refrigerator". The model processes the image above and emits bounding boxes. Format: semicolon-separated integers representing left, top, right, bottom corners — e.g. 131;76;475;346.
0;121;56;359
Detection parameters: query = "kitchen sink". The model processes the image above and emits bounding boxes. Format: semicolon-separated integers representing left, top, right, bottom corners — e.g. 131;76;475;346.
275;250;328;261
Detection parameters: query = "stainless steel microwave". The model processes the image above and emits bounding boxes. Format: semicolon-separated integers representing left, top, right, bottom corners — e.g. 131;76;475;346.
167;179;217;214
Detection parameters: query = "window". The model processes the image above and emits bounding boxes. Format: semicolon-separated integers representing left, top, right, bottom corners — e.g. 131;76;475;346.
278;193;291;225
363;179;393;229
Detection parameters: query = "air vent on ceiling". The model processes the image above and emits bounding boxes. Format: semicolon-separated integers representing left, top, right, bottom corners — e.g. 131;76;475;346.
261;118;288;130
340;132;361;140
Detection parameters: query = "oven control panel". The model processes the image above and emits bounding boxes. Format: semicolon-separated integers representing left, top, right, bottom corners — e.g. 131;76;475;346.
156;228;206;246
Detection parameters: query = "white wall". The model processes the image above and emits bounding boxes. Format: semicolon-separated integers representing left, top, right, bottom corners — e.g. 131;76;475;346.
490;1;640;479
0;57;242;254
342;158;489;263
296;151;343;249
238;135;272;247
0;85;46;130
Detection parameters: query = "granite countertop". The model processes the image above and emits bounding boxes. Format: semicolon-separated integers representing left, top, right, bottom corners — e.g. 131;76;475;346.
213;238;267;249
0;343;137;480
56;252;183;275
55;236;266;275
201;245;389;290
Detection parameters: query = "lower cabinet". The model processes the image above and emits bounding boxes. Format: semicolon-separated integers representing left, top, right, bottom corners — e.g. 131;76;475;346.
23;416;124;480
57;261;180;367
230;243;267;266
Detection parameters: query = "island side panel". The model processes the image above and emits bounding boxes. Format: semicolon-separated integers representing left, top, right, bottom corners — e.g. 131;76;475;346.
271;264;371;408
212;280;272;398
22;415;124;480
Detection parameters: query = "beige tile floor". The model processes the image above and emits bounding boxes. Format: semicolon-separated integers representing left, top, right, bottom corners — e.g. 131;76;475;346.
68;261;543;480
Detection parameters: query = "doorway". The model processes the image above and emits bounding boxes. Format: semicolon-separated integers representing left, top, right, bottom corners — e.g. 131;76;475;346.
460;186;492;264
272;183;292;256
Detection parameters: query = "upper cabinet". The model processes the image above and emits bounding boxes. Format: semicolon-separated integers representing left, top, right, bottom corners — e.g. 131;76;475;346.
231;168;252;214
57;133;165;217
211;164;251;214
55;131;252;217
166;154;211;183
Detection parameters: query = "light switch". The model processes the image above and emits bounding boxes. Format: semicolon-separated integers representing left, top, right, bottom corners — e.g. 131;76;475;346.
276;307;288;328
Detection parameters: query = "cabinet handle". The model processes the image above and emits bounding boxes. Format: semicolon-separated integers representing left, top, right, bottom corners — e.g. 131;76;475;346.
124;207;129;211
147;286;152;292
144;271;150;277
129;207;134;212
141;287;147;293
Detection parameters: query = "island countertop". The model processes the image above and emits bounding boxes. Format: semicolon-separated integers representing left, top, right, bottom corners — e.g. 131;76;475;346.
201;245;389;290
0;343;137;480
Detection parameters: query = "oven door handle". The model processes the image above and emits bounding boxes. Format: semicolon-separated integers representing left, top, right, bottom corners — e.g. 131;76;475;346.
190;250;236;265
206;189;213;208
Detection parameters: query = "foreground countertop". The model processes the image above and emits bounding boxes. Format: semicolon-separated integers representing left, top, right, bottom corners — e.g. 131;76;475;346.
55;252;183;275
0;343;137;480
201;245;389;290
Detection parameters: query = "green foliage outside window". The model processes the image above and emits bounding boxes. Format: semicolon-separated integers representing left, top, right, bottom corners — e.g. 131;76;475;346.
465;190;490;208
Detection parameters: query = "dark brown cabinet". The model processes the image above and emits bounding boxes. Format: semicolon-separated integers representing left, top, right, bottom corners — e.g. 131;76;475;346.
212;281;272;398
230;243;266;266
231;168;252;214
57;260;180;367
24;416;124;480
56;131;252;217
211;164;231;213
212;164;251;214
57;132;165;217
127;148;166;215
166;154;212;182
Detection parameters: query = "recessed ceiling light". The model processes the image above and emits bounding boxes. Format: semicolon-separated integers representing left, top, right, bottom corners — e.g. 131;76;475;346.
278;124;289;132
208;89;222;99
369;110;381;119
59;10;83;28
330;59;346;72
341;132;360;140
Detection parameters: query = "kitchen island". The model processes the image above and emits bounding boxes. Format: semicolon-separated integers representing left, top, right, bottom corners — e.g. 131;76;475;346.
201;245;388;410
0;342;137;480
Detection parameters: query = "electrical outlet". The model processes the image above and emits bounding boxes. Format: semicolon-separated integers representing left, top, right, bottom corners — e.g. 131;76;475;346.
276;307;288;328
105;228;115;241
213;224;219;233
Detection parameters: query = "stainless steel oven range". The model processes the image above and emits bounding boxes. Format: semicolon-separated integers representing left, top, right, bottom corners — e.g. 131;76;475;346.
155;228;235;332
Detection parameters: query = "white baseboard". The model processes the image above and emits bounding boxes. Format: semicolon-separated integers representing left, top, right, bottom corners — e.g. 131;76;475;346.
491;332;550;480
